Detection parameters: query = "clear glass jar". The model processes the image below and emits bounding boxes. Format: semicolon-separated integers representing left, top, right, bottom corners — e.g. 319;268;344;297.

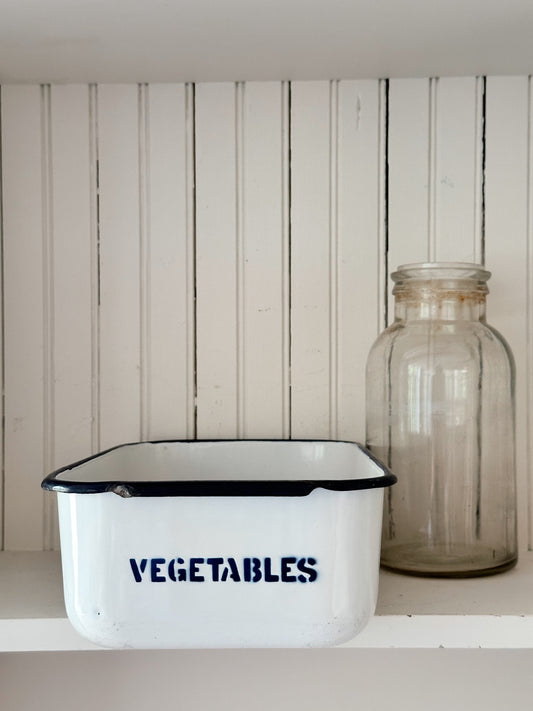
366;262;517;577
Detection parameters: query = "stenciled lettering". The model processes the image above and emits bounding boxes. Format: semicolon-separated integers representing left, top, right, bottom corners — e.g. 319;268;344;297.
206;557;224;581
281;557;297;582
151;558;166;582
128;556;318;584
129;558;148;583
189;558;205;582
297;557;318;583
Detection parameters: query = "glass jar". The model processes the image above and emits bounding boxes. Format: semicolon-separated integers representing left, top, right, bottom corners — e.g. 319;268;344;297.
366;262;517;577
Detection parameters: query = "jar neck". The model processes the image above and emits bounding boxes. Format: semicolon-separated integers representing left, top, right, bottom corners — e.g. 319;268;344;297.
393;282;487;322
391;263;490;323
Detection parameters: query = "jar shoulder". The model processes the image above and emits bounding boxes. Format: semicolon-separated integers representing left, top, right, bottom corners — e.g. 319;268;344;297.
367;319;514;368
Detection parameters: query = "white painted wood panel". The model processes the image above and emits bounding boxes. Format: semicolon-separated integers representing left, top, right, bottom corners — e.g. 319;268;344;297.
241;82;290;439
195;81;289;439
143;83;195;440
389;77;483;274
432;76;484;263
48;84;95;550
195;83;239;439
291;80;384;442
2;86;45;550
483;76;530;551
337;80;383;442
290;81;332;439
388;78;431;307
388;77;483;327
97;85;142;451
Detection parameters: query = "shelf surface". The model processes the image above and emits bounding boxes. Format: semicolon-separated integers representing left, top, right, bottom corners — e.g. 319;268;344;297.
2;550;533;651
1;0;533;83
347;556;533;649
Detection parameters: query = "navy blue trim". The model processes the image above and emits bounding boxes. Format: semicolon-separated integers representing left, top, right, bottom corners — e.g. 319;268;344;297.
41;439;397;497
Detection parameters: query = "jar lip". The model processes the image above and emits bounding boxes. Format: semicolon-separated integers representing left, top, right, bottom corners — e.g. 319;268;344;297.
392;262;491;283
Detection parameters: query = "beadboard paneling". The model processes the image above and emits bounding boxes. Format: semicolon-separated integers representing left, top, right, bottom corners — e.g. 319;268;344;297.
388;78;431;270
240;82;290;439
48;84;95;552
195;82;290;439
484;76;530;549
97;84;142;451
387;76;484;321
431;76;484;263
2;86;46;551
195;82;240;439
142;83;196;441
335;79;385;441
1;77;532;551
290;80;333;439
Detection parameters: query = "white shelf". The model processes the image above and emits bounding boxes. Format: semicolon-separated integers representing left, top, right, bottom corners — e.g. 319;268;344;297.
1;0;533;83
347;555;533;649
0;552;101;651
2;551;533;652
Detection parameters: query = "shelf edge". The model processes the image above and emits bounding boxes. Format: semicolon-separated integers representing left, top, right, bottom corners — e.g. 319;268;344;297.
344;614;533;649
2;614;533;652
0;618;101;652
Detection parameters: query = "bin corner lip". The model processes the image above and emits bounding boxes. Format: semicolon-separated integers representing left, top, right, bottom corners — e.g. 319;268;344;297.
41;438;397;496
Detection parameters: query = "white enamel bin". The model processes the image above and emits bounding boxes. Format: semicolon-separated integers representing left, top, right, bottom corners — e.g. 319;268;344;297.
41;440;396;649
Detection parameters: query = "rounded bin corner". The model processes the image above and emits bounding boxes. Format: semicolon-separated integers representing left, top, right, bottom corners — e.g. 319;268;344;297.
64;611;116;650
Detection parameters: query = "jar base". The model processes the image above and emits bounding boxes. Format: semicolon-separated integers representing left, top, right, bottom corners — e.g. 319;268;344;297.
380;543;517;578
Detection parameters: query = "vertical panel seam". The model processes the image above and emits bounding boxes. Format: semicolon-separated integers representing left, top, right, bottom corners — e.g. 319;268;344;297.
88;84;100;454
526;76;533;550
282;80;291;440
0;86;4;550
481;75;487;266
138;83;151;441
41;84;55;551
428;77;438;261
235;82;245;438
474;76;486;265
187;83;197;441
378;79;389;332
329;79;339;441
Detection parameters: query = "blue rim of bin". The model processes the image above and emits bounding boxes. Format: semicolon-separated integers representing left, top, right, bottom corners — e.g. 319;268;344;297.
41;439;397;497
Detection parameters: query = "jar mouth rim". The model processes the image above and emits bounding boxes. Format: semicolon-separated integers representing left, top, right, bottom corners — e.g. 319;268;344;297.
392;262;491;283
